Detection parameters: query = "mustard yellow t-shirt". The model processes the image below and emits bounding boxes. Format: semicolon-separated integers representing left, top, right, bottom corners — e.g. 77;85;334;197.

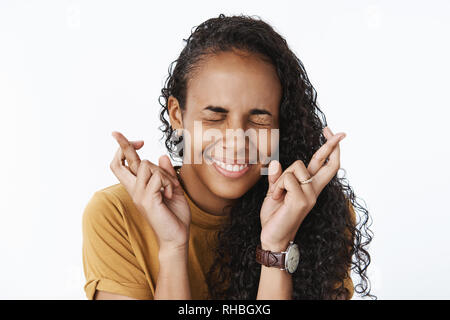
82;181;355;299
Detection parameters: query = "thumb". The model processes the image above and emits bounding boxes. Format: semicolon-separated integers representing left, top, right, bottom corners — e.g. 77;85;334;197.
130;140;144;150
158;154;177;178
267;160;282;193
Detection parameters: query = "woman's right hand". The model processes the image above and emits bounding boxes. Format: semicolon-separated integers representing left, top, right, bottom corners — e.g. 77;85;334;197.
109;131;191;254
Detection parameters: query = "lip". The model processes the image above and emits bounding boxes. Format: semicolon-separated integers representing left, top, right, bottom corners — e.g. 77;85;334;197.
212;160;251;178
213;158;248;165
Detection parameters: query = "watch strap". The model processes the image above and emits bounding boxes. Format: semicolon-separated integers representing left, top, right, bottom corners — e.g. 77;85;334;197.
255;244;286;269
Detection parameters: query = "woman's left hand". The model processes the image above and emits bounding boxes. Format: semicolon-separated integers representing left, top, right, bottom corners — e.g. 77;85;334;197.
259;127;346;252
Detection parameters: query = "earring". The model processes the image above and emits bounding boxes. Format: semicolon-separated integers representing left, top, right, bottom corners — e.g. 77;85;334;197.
174;128;181;138
172;128;184;158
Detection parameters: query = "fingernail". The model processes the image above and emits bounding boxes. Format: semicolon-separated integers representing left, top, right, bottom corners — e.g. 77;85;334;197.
338;133;346;141
268;160;278;175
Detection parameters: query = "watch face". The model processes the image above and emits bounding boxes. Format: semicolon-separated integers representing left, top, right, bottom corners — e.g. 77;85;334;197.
285;243;300;274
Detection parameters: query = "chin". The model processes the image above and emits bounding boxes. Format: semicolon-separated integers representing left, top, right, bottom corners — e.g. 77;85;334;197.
209;183;250;200
204;162;263;200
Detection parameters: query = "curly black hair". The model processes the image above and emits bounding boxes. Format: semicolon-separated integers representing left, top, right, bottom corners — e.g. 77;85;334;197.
158;13;375;299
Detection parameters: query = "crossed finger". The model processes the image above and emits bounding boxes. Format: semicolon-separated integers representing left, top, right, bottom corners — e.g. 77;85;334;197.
146;168;177;199
134;160;177;200
110;145;137;194
271;160;315;202
112;131;142;174
307;127;345;194
308;127;345;174
269;127;346;199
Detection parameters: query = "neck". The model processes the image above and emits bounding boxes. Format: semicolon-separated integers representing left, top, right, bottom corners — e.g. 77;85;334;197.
178;164;235;216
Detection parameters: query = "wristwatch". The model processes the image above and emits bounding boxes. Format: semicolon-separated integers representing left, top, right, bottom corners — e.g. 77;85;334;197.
255;241;300;274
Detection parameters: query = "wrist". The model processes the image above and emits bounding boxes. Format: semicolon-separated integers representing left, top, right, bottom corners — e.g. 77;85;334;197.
260;239;291;252
158;243;189;263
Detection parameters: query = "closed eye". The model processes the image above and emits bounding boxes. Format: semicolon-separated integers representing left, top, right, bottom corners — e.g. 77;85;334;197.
203;119;225;125
249;120;271;126
204;119;223;122
249;114;271;126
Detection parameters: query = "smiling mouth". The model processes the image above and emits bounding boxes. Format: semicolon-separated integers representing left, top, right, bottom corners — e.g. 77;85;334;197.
210;157;251;178
211;158;248;172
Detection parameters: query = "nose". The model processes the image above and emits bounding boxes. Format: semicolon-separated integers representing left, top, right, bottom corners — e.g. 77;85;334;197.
223;129;246;148
222;114;247;146
221;117;250;161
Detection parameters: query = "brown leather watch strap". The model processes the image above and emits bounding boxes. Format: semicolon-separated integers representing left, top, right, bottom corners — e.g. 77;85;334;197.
255;244;285;269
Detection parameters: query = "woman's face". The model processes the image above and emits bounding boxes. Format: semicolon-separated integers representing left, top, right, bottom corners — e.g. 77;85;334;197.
171;49;282;200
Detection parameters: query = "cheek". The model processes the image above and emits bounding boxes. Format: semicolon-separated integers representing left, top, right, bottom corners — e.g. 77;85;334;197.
179;124;218;164
254;128;279;163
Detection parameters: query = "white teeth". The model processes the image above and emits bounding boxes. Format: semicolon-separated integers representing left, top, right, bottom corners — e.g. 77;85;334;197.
213;159;248;172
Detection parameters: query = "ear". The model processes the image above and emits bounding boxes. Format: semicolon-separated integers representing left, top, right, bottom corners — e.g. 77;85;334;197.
167;95;183;133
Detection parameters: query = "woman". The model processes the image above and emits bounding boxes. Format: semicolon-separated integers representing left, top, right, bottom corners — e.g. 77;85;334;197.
82;14;374;300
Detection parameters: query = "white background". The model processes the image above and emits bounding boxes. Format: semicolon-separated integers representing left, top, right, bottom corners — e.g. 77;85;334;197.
1;0;449;299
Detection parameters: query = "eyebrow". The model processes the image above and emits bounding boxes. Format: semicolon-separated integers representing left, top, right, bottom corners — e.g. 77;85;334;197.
203;105;272;116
